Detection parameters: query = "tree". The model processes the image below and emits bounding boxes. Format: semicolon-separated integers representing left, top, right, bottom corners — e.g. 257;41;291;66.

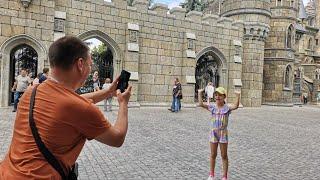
180;0;208;12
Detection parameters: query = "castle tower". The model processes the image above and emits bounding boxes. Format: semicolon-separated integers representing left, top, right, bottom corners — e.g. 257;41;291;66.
220;0;271;107
312;0;320;54
314;0;320;26
262;0;300;105
204;0;221;15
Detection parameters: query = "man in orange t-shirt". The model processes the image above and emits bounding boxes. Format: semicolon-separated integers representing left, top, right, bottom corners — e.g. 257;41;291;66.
0;36;132;179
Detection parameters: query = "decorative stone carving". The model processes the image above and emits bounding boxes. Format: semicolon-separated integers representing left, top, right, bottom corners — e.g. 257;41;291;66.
233;79;242;87
244;25;269;41
186;50;196;58
129;71;139;81
54;18;65;32
129;31;138;43
186;76;196;84
20;0;31;8
128;43;139;52
127;23;139;48
187;39;194;50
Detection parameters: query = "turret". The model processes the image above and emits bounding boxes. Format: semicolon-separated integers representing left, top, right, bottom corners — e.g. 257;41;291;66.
262;0;300;105
220;0;271;107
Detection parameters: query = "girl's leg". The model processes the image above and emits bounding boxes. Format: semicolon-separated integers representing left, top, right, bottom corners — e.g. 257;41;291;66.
209;143;218;176
220;143;229;179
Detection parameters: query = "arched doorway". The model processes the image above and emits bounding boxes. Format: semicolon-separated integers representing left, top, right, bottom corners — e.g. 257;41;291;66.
77;30;123;94
75;38;114;94
0;34;46;107
9;45;38;104
195;47;227;101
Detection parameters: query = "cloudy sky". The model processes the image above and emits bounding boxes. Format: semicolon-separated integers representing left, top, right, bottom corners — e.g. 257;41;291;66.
154;0;183;8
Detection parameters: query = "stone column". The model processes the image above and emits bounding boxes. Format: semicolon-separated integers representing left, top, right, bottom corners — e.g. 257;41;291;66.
125;22;140;106
241;23;270;106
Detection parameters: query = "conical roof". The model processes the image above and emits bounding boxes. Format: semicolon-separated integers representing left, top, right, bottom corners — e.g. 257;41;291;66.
305;0;316;17
299;0;308;19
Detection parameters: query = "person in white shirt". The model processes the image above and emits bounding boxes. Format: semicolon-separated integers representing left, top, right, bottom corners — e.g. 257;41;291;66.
102;78;113;111
205;82;215;104
11;68;32;112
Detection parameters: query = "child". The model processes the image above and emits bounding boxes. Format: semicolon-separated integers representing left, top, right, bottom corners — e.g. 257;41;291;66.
102;78;112;111
198;87;240;180
93;71;100;91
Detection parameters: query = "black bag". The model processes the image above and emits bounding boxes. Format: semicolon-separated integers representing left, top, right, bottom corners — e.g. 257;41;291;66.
29;85;78;180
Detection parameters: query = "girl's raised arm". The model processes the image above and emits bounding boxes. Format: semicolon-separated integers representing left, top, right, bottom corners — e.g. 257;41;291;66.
229;90;241;111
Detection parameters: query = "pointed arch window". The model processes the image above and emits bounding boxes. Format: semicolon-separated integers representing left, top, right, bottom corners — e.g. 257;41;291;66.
315;69;320;80
276;0;282;6
286;25;294;48
284;65;292;89
308;38;313;50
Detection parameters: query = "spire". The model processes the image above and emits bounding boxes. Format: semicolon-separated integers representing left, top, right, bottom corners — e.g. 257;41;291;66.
306;0;316;17
299;0;308;19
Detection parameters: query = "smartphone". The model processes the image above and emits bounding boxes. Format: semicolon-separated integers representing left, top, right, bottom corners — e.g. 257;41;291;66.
117;70;131;93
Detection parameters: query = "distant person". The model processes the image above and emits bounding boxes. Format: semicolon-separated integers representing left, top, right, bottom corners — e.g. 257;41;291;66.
102;78;113;111
39;67;50;83
198;87;240;180
303;93;308;104
168;78;182;112
11;68;32;112
0;36;132;179
92;71;100;91
33;68;50;85
205;82;215;103
32;73;43;85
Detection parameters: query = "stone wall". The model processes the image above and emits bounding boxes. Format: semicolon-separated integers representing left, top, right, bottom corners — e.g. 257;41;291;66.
0;0;244;107
263;60;294;105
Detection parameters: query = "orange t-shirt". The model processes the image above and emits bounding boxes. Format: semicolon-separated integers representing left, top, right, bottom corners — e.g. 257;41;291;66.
0;80;111;180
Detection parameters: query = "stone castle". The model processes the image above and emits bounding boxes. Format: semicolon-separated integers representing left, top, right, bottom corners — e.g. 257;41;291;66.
0;0;319;107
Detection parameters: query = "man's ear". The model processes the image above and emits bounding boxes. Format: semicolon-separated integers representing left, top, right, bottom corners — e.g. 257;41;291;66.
76;58;84;72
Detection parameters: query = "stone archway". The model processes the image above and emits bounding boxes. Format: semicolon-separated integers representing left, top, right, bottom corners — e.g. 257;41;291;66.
195;46;228;100
78;30;123;79
0;34;46;107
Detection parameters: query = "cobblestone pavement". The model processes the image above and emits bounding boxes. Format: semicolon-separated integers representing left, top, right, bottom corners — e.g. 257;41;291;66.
1;105;320;180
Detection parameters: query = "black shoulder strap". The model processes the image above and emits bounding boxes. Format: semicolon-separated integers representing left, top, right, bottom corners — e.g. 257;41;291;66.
29;85;67;180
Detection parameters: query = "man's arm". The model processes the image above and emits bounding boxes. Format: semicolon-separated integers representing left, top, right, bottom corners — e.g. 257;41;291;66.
81;88;113;104
81;76;119;104
95;86;132;147
198;89;209;110
229;90;241;111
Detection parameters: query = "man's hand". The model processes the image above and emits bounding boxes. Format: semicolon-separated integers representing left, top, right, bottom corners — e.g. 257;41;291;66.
117;85;132;105
108;75;120;97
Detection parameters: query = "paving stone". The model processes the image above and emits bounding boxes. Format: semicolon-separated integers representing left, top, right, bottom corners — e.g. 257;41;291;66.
0;105;320;179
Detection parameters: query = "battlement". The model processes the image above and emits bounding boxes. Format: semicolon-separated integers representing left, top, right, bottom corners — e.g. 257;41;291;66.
62;0;248;33
243;22;270;41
